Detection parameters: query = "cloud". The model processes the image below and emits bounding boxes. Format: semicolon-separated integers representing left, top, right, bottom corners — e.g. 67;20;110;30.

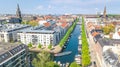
50;0;115;6
33;0;120;14
48;5;52;9
35;5;44;10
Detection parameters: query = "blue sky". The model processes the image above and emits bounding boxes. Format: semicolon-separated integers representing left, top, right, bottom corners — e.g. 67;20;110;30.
0;0;120;14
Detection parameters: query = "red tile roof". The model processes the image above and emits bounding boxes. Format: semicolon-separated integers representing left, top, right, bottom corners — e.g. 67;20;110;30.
92;32;100;37
94;25;102;29
43;22;51;27
61;22;68;28
87;22;94;27
58;20;67;23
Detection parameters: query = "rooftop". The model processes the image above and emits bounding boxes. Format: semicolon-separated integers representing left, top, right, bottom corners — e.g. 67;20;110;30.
0;24;30;32
19;29;55;34
103;49;120;67
0;42;27;64
0;42;23;55
98;38;120;47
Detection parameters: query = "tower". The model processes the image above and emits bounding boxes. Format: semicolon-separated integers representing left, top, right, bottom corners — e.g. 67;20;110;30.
16;4;22;20
103;6;106;18
103;6;107;22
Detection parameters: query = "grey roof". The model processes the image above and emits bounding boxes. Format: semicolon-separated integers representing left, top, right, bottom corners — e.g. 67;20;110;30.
19;29;55;34
18;24;57;34
98;38;120;47
0;24;30;32
0;42;27;64
103;49;120;67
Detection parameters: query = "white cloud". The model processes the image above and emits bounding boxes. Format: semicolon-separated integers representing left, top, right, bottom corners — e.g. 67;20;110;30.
48;5;52;9
50;0;115;6
35;5;44;10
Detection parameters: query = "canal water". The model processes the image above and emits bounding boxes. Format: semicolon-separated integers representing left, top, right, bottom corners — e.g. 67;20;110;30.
54;25;81;64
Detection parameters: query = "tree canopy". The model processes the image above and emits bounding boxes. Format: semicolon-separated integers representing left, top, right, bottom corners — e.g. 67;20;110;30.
81;17;91;67
48;44;52;49
32;51;59;67
102;23;115;35
28;42;32;48
38;43;42;48
59;18;79;47
70;62;81;67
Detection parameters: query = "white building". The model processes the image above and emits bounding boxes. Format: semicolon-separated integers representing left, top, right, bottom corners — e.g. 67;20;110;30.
113;25;120;39
0;24;31;42
17;30;57;46
98;38;120;67
84;16;99;25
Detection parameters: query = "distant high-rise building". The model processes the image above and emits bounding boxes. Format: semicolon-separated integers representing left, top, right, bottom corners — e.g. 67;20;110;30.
16;4;22;22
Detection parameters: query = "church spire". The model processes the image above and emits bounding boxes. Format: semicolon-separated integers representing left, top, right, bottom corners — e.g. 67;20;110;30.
103;6;106;18
103;6;107;22
16;4;22;19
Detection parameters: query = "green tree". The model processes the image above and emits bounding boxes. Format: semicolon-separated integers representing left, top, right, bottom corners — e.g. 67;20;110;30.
59;19;79;47
81;17;91;67
48;44;52;49
28;42;32;48
103;26;111;35
32;51;57;67
70;62;81;67
38;43;42;48
102;24;115;35
46;61;60;67
28;21;38;26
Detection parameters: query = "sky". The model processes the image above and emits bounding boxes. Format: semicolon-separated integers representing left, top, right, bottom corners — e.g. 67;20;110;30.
0;0;120;15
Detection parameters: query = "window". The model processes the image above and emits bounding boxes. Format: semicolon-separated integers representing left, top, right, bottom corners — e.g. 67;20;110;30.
2;55;5;59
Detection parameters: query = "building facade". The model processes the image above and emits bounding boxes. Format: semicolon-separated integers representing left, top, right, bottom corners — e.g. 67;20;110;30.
17;30;57;46
0;24;31;42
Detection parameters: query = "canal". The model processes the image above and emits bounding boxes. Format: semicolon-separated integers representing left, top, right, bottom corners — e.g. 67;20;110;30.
54;25;81;64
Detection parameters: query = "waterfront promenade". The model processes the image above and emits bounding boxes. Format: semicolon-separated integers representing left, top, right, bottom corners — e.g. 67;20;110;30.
29;45;62;53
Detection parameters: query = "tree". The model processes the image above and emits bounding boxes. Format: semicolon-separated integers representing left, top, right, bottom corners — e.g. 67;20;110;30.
70;62;81;67
48;44;52;49
46;61;60;67
81;17;91;67
59;19;78;47
38;43;42;48
28;21;38;26
28;42;32;48
32;51;57;67
102;24;115;35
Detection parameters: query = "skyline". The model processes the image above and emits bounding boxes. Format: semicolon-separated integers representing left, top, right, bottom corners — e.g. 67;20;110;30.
0;0;120;14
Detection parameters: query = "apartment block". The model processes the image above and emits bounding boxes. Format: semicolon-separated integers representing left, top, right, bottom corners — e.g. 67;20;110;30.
0;42;29;67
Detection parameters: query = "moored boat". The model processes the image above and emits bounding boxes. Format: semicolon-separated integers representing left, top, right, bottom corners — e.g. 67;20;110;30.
54;51;72;56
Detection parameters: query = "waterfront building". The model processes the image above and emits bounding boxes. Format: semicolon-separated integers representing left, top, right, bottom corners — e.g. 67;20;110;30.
17;19;72;47
17;30;57;46
0;42;29;67
0;24;31;42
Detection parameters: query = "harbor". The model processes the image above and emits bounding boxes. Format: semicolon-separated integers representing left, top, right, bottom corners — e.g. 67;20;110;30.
54;24;81;64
